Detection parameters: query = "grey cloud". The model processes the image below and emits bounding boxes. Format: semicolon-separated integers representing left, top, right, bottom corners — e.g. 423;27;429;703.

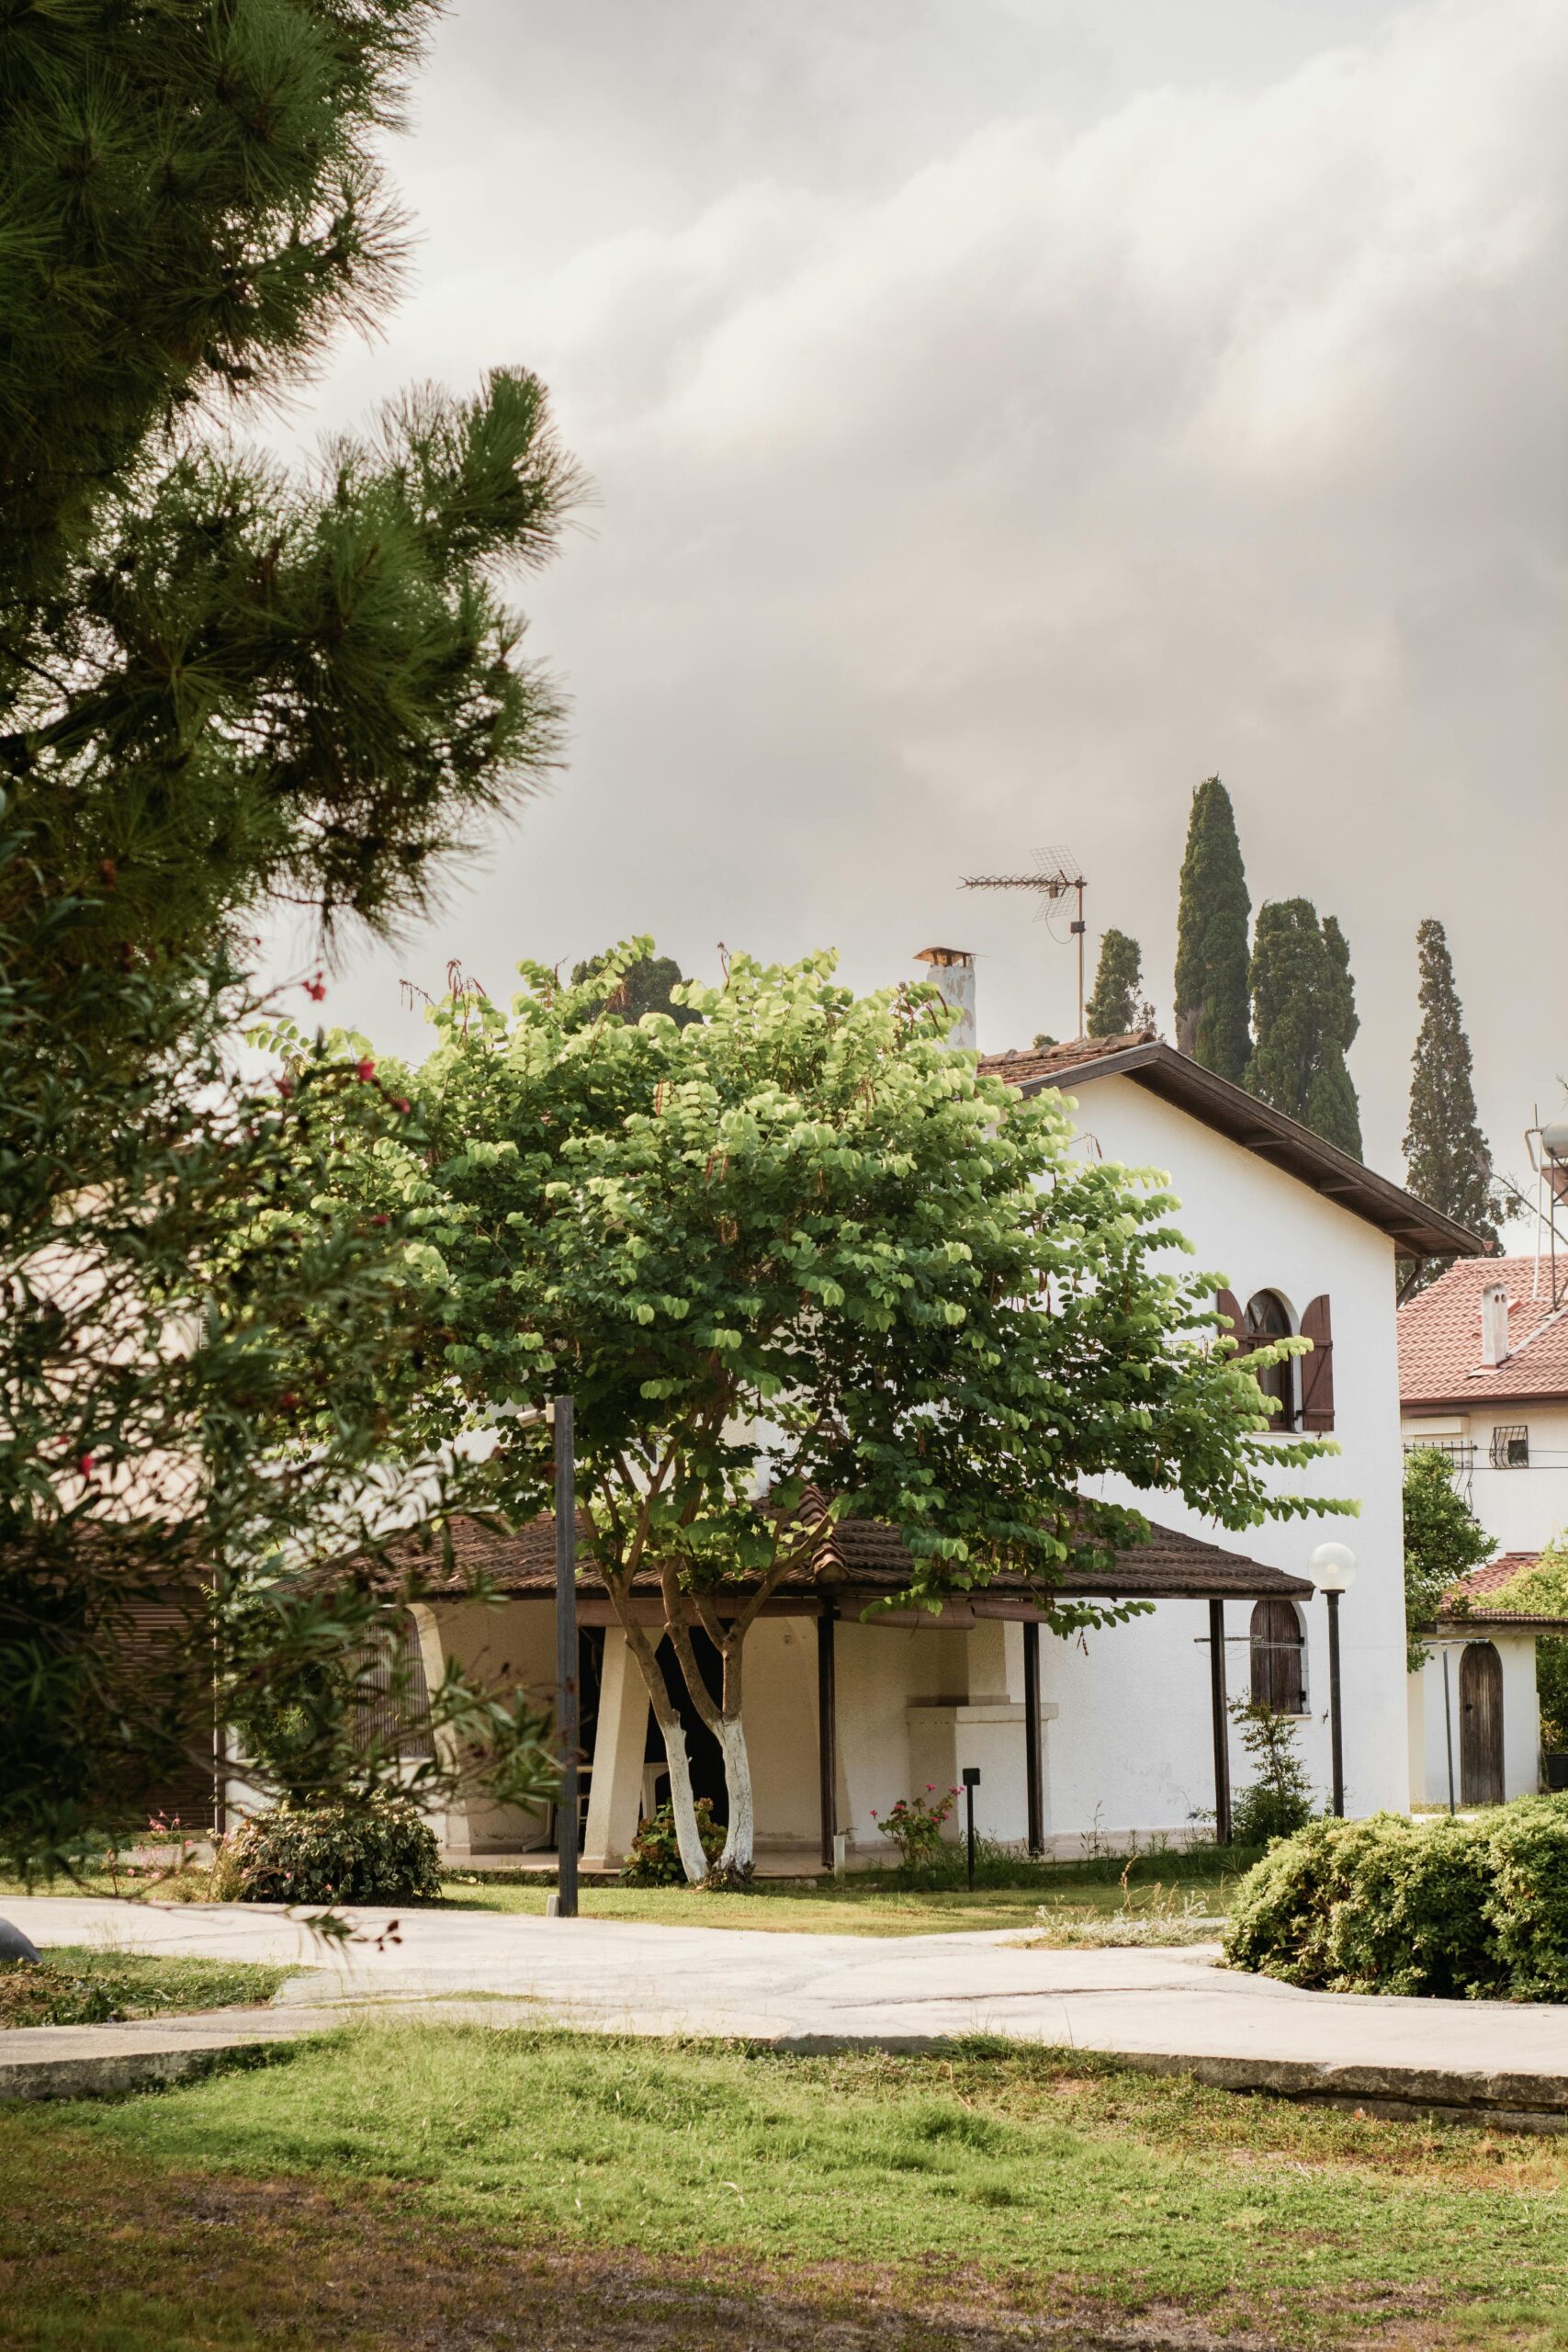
265;0;1567;1219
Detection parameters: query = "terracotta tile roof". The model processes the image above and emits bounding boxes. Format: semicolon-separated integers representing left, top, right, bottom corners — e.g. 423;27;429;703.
1399;1256;1568;1408
370;1509;1311;1609
977;1031;1158;1090
1436;1552;1568;1632
977;1035;1482;1261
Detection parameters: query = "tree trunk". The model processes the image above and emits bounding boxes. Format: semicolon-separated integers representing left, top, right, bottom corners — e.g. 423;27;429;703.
616;1611;709;1884
714;1711;755;1879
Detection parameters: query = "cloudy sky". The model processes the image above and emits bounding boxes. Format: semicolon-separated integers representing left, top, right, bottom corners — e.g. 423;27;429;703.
269;0;1566;1219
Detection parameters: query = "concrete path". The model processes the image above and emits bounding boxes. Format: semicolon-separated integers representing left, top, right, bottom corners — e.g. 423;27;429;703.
6;1895;1568;2123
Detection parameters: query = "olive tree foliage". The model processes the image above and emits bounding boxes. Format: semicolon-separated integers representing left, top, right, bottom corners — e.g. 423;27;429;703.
0;3;576;1873
292;944;1349;1883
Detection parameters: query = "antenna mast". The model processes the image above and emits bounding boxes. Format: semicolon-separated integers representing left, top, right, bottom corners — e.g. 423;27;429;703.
961;845;1089;1038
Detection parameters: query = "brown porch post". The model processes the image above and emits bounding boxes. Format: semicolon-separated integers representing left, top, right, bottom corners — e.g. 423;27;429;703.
1208;1597;1232;1845
817;1603;838;1869
1022;1618;1043;1856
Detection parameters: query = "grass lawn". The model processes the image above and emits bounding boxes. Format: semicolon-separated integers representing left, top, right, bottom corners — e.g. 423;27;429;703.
3;2026;1567;2349
435;1852;1258;1939
0;1949;300;2029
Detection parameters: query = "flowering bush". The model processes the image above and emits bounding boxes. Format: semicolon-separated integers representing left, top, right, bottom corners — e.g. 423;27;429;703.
210;1795;443;1905
620;1799;725;1886
872;1786;960;1870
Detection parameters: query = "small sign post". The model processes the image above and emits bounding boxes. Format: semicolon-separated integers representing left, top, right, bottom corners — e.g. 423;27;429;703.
554;1394;579;1918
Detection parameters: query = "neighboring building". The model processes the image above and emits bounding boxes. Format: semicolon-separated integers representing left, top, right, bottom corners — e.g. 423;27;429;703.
380;1021;1479;1866
1401;1256;1568;1802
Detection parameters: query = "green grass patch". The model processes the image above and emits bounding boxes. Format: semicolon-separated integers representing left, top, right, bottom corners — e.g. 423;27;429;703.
4;2026;1568;2346
0;1948;299;2028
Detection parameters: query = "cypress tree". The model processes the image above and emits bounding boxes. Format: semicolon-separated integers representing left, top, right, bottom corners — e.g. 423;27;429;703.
1085;928;1147;1037
1306;914;1363;1159
1173;777;1251;1080
1404;920;1500;1257
1247;900;1363;1156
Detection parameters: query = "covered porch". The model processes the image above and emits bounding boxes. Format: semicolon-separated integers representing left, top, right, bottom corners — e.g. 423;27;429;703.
389;1514;1316;1868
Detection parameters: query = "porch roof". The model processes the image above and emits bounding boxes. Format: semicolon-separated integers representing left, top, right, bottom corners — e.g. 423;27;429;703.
376;1510;1314;1619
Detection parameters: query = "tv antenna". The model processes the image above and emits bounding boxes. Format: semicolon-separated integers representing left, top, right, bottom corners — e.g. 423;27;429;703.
962;845;1088;1038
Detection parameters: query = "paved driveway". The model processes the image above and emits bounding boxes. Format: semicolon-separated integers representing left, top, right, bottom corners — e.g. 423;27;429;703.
7;1894;1568;2109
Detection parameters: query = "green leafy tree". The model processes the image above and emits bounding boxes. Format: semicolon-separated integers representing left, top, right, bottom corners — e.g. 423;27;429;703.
1173;777;1251;1080
1247;900;1362;1156
0;3;578;1872
1085;929;1151;1038
1403;921;1500;1281
1403;1448;1495;1672
294;942;1349;1883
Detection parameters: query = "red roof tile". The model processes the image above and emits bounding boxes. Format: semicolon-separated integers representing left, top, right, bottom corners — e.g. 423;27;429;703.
368;1509;1311;1607
1399;1256;1568;1408
1437;1552;1568;1631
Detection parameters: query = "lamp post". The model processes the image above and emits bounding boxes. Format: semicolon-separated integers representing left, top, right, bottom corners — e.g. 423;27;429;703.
1309;1543;1357;1818
961;1767;980;1891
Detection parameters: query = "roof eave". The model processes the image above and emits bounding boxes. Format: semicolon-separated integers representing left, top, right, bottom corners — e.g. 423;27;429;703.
1006;1042;1484;1261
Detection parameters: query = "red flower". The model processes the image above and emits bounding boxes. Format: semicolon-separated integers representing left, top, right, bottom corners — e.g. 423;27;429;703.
275;1075;295;1099
76;1452;94;1479
355;1058;376;1082
394;1097;412;1115
278;1392;299;1411
304;971;327;1002
371;1214;389;1227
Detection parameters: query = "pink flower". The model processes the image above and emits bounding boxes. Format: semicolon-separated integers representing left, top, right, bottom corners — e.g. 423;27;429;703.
355;1059;376;1082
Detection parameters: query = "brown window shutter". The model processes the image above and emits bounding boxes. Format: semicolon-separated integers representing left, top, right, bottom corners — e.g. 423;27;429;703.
1299;1294;1334;1430
1215;1289;1246;1344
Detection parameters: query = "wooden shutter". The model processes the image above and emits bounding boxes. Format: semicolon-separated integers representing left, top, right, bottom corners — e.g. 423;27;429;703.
1215;1289;1245;1344
1299;1295;1334;1430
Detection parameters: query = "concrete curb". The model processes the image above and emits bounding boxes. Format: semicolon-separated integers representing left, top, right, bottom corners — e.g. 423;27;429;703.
6;1997;1568;2130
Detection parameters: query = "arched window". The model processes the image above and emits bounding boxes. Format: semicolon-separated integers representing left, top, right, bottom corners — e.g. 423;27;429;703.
1249;1599;1305;1714
1245;1290;1297;1430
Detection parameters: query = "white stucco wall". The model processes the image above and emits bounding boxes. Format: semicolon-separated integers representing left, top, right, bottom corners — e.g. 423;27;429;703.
1050;1071;1411;1826
1407;1634;1541;1804
1403;1403;1568;1559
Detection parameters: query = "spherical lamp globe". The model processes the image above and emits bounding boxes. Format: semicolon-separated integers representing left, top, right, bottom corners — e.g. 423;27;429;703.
1309;1541;1357;1593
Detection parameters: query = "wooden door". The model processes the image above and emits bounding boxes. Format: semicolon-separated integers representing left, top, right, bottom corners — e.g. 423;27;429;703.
1249;1599;1304;1713
1460;1642;1504;1805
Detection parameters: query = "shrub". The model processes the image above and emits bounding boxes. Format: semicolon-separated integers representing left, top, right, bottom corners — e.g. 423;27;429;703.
211;1796;443;1905
1227;1702;1315;1846
1224;1797;1568;1999
872;1786;960;1871
620;1800;724;1886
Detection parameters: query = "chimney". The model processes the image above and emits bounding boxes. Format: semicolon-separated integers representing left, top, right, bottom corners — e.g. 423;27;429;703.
913;946;976;1050
1480;1281;1510;1367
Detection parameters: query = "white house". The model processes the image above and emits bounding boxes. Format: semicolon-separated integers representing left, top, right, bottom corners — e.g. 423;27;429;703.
386;1010;1480;1869
1401;1255;1568;1803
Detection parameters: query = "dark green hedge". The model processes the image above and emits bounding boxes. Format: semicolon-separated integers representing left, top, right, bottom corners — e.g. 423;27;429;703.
212;1796;443;1906
1223;1797;1568;2000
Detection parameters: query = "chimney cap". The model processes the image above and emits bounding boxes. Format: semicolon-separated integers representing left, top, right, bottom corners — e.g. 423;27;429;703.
913;945;974;967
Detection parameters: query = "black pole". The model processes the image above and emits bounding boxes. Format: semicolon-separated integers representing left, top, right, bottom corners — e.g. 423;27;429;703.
817;1605;838;1870
1442;1646;1456;1815
1327;1588;1345;1819
1022;1619;1043;1857
962;1766;979;1891
1207;1598;1232;1846
554;1395;579;1916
